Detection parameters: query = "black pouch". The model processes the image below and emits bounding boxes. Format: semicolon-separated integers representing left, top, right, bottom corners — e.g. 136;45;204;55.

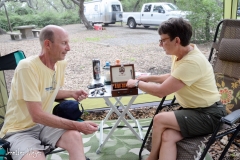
53;100;84;121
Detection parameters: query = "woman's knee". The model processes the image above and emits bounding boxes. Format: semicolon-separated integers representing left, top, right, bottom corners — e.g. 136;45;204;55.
153;112;169;128
161;129;182;143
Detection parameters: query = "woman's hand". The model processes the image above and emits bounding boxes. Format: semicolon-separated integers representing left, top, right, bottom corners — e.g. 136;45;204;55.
126;79;138;88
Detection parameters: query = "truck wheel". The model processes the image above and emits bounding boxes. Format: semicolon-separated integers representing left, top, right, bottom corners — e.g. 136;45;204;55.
144;26;150;28
128;19;136;29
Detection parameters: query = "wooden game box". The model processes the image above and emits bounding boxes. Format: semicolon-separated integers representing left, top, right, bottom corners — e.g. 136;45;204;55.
110;64;138;97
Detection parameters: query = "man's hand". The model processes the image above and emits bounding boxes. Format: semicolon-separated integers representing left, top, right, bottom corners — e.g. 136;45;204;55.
77;121;98;135
72;90;88;101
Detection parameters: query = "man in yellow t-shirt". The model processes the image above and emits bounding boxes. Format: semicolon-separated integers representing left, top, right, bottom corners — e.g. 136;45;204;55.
1;25;98;160
127;18;226;160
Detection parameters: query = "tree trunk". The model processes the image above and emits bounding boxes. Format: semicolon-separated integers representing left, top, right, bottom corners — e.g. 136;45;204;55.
3;3;12;32
205;12;211;41
0;28;6;35
78;0;93;30
133;0;141;12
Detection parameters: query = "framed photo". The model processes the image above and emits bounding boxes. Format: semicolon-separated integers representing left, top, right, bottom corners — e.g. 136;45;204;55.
110;64;135;83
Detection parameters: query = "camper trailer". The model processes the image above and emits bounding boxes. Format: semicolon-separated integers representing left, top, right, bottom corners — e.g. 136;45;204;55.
84;0;123;25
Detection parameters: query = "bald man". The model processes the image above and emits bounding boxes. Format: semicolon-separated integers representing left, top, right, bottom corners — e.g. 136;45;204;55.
0;25;98;160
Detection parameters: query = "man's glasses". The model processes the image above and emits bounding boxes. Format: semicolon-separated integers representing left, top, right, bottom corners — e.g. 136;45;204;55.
159;37;170;44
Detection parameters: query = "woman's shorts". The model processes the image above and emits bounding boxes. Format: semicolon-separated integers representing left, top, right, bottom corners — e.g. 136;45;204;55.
3;124;66;160
174;103;227;138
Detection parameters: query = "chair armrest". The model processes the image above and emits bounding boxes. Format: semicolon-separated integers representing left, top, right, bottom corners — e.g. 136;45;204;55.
221;109;240;125
0;138;10;151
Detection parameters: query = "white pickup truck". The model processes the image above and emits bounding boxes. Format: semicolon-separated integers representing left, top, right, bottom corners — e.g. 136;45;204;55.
122;2;188;29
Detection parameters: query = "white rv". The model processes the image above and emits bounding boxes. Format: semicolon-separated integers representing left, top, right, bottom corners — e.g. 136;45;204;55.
84;0;123;25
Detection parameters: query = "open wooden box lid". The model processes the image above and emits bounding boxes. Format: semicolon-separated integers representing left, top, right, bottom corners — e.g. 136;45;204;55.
110;64;138;97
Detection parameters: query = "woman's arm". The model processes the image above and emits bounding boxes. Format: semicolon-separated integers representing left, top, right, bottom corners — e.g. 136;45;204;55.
138;73;171;84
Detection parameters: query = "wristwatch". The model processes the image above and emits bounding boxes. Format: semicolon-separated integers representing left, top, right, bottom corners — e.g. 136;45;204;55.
135;80;140;87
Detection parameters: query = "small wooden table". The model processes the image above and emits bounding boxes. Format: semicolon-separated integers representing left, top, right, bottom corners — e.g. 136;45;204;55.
14;25;36;39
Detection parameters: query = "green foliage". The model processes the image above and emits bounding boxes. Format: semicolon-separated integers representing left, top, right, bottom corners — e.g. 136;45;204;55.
0;9;80;31
0;16;8;31
15;7;33;15
177;0;223;43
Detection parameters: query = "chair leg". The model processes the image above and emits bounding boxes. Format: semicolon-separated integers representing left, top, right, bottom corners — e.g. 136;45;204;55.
138;96;167;160
139;119;154;160
199;122;222;160
219;124;240;159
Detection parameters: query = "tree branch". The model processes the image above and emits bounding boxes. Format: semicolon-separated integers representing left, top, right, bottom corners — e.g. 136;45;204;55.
61;0;75;9
71;0;80;6
0;0;8;9
45;0;59;12
19;0;34;8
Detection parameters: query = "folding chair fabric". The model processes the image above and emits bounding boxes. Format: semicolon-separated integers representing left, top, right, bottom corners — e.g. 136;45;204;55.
0;50;26;128
0;71;8;127
0;50;26;160
0;50;25;70
218;39;240;62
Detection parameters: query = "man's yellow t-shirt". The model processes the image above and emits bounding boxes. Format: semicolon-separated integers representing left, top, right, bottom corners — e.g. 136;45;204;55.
171;44;220;108
0;55;67;138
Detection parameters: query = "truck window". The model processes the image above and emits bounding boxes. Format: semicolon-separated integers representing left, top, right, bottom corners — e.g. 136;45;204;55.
164;3;179;11
144;5;152;12
112;5;121;11
94;5;98;11
153;5;163;12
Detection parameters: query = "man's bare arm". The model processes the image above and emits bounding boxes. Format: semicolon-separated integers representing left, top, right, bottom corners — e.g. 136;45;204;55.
26;101;98;134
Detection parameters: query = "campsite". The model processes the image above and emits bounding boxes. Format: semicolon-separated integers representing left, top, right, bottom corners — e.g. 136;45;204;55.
1;0;240;160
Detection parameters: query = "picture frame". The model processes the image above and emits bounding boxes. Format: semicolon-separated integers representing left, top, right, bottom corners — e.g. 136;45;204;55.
110;64;135;83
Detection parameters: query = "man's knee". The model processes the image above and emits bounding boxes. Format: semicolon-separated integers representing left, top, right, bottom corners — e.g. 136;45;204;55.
57;130;83;148
61;130;82;142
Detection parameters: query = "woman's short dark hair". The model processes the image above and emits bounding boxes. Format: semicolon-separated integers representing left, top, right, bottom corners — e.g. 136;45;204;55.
158;18;192;46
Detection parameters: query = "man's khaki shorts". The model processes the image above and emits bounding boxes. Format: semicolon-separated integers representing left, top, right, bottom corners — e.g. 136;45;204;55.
3;124;66;160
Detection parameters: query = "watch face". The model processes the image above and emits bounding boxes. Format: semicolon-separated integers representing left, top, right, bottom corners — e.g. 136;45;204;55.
135;81;139;87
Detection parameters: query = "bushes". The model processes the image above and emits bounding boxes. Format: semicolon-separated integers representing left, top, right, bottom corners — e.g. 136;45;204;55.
177;0;222;43
0;10;80;32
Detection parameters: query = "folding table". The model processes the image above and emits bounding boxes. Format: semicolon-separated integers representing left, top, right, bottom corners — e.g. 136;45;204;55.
88;77;144;154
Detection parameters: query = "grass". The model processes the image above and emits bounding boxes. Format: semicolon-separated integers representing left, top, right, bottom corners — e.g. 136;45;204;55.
85;37;101;42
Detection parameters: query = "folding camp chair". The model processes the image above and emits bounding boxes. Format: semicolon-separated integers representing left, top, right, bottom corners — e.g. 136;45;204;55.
139;19;240;160
0;50;26;159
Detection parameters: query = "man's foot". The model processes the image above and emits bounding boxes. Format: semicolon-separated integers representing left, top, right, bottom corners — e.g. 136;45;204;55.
86;156;90;160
